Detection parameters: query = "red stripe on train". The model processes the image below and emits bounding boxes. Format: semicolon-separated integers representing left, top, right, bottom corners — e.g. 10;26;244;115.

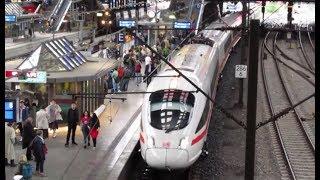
140;132;145;144
191;125;208;146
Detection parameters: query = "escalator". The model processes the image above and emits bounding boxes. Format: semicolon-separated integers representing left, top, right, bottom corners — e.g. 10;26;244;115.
49;0;72;32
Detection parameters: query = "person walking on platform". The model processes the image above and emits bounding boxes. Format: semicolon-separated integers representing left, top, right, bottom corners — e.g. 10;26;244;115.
5;122;16;167
23;117;35;161
135;60;142;86
111;69;120;93
80;111;91;148
36;106;49;139
145;55;152;86
46;100;62;138
31;130;47;177
30;103;37;127
89;113;100;150
17;100;29;142
65;103;79;147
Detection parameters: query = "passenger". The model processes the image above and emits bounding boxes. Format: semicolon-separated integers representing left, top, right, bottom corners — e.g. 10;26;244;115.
23;117;35;161
89;113;100;150
36;106;49;139
121;66;131;91
30;103;37;127
135;60;142;86
81;111;91;149
31;130;47;177
15;155;32;179
65;103;79;147
46;99;62;138
111;69;120;93
17;100;29;141
5;122;16;167
145;56;152;86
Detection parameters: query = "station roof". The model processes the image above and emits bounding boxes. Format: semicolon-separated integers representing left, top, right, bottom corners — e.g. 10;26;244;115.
18;37;87;72
6;57;118;83
5;3;24;16
6;37;119;83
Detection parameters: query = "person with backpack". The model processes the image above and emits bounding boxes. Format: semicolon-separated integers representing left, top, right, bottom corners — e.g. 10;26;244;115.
89;113;100;150
81;111;91;149
121;66;131;91
31;130;47;177
15;154;32;179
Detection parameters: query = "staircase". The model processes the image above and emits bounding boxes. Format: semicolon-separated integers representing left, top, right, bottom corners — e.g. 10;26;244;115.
49;0;72;32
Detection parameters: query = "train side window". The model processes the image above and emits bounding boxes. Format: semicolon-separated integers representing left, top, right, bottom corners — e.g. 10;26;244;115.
195;99;210;133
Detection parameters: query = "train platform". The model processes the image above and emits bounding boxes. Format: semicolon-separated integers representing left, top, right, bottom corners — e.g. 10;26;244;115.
5;79;146;180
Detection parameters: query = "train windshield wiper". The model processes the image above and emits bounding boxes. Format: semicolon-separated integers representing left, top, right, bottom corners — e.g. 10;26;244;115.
165;126;178;133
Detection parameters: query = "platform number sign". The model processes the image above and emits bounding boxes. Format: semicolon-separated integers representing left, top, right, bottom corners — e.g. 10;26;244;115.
235;65;247;78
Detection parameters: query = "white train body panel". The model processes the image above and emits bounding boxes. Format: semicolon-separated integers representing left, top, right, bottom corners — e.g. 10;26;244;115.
140;12;242;169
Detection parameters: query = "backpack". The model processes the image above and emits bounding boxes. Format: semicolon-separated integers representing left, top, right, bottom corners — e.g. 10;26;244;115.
22;163;33;179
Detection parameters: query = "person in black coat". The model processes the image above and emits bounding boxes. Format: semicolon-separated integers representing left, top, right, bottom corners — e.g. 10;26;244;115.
65;103;79;147
31;130;47;177
22;117;35;161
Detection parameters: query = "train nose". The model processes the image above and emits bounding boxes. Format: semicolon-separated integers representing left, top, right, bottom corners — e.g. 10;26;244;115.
145;148;189;169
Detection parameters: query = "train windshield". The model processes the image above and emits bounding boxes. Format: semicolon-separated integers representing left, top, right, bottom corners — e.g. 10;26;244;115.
149;90;195;133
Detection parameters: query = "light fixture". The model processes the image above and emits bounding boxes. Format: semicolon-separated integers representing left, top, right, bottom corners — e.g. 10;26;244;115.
105;11;110;16
147;10;156;18
96;12;103;17
101;20;106;25
169;14;176;19
108;20;112;25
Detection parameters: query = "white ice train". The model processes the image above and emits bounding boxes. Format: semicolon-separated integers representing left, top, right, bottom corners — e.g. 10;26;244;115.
139;12;242;169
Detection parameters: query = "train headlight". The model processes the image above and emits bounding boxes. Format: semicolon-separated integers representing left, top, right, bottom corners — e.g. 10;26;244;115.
179;137;189;149
147;136;155;147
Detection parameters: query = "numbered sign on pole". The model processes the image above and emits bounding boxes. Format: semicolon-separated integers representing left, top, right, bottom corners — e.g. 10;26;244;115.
235;65;247;78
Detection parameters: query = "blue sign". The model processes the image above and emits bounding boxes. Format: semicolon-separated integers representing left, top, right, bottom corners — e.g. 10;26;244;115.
173;21;192;29
118;20;136;28
5;15;16;22
5;99;16;122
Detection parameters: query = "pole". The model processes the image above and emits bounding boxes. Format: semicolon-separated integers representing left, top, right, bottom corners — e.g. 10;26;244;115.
236;2;247;108
244;19;260;180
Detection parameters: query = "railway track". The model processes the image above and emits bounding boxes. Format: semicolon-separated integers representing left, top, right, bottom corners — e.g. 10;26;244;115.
261;32;315;180
298;27;315;71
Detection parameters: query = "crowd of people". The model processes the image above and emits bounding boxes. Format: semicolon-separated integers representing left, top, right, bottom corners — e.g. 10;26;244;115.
5;99;101;178
103;40;175;93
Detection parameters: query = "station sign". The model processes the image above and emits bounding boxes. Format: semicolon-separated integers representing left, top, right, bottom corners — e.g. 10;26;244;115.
5;71;47;83
5;99;17;122
5;15;16;22
118;33;124;43
173;21;192;29
118;20;136;28
235;65;247;78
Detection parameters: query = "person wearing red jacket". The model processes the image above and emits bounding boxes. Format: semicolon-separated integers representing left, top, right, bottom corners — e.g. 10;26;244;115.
80;111;91;148
135;61;142;86
89;113;100;150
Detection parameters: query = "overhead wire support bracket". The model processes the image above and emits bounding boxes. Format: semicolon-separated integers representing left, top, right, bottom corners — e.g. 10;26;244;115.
256;93;315;129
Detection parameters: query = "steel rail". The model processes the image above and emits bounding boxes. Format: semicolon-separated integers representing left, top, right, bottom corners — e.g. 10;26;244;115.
261;31;296;180
298;27;315;71
307;24;315;51
273;33;315;151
